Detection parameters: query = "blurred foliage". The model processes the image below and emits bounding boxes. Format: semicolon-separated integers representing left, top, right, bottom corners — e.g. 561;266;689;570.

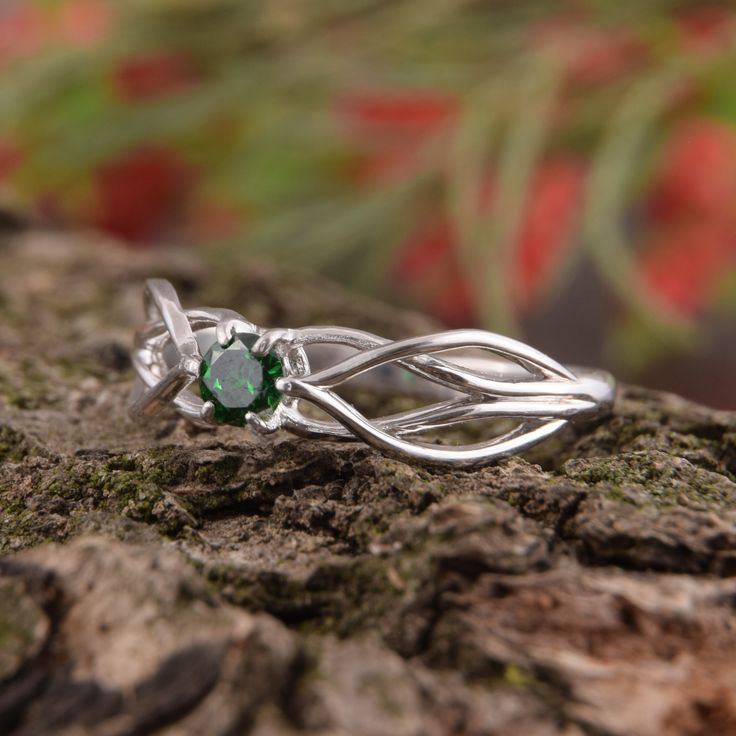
0;0;735;391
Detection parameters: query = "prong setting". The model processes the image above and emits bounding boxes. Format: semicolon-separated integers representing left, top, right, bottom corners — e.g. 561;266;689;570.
199;400;216;424
179;355;201;377
251;328;297;358
245;411;281;434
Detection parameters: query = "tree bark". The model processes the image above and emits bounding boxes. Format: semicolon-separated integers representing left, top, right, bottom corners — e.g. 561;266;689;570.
1;229;736;736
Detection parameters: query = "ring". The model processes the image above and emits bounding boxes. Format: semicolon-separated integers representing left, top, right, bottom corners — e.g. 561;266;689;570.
129;279;615;468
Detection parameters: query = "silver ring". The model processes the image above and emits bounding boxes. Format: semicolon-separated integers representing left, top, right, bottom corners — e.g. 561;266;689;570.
129;279;615;468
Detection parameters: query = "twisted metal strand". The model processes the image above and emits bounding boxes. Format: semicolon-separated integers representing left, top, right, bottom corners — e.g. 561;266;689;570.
129;279;615;468
266;327;611;467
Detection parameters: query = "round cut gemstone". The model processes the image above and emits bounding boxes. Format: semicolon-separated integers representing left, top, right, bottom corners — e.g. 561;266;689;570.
199;333;283;426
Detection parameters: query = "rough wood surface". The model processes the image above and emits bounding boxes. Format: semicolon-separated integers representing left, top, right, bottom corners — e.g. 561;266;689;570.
1;230;736;736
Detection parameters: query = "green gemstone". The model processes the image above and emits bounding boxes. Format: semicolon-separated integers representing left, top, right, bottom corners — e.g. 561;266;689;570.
199;333;283;426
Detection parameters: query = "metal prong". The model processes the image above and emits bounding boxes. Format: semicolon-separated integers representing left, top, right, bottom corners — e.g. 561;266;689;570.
180;356;201;376
215;320;235;346
199;401;216;424
252;329;295;357
245;411;280;434
216;319;257;346
275;377;295;395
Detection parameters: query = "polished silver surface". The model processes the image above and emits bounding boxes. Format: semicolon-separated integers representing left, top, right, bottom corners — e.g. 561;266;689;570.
129;279;616;468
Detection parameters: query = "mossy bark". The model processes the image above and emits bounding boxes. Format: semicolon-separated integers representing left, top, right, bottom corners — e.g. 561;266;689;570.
1;229;736;735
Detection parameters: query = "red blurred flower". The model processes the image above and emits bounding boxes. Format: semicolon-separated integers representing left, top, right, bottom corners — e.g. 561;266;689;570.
394;157;585;323
338;90;457;185
513;157;586;309
0;137;23;181
340;91;458;132
0;4;47;67
528;17;647;86
648;119;736;223
114;52;199;102
676;7;736;54
640;222;735;315
432;271;476;329
58;0;112;48
91;146;197;244
394;217;475;327
641;117;736;315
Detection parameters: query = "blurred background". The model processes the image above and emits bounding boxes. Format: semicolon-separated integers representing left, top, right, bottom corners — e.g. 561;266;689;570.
0;0;734;407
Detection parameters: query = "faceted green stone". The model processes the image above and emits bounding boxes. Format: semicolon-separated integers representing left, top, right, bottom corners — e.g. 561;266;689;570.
198;333;283;426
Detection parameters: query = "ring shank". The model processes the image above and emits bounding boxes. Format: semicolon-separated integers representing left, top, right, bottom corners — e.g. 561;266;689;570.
130;278;616;466
308;344;613;406
138;326;614;424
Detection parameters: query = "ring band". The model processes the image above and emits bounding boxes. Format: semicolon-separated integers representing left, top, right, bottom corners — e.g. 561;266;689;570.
129;279;615;468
